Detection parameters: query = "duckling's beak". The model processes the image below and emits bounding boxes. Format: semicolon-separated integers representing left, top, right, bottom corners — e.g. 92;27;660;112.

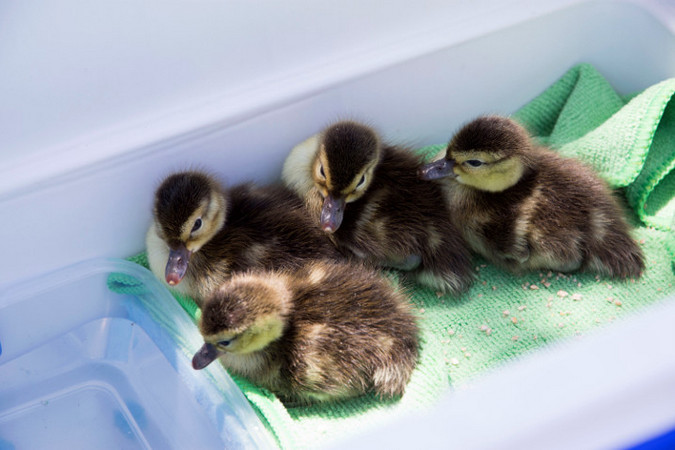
418;158;456;180
320;194;345;233
192;342;220;370
165;242;192;286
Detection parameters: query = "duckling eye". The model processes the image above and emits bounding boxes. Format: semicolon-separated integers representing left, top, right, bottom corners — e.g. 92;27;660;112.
465;160;485;168
356;175;366;188
217;339;232;348
191;218;202;233
319;164;326;179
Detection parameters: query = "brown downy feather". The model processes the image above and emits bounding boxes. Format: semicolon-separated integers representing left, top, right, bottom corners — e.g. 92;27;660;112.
430;115;644;278
283;121;474;295
196;260;420;404
147;171;343;304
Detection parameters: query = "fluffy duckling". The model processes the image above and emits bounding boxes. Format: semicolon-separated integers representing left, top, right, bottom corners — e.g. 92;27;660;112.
282;120;474;294
146;171;342;304
191;260;420;404
418;115;644;278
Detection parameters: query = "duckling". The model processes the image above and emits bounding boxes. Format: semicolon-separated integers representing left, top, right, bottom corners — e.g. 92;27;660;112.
418;115;645;278
146;171;342;304
282;120;474;294
191;259;419;404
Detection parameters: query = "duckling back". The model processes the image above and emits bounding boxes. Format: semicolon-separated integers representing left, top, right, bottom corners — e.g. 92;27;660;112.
526;149;644;278
194;260;420;404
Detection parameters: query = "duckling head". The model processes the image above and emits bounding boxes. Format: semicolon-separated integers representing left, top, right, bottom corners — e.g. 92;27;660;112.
314;121;381;233
153;171;227;286
419;116;532;192
192;273;292;369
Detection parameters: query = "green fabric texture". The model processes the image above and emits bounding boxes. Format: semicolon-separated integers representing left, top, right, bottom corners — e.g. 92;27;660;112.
109;64;675;449
513;63;675;231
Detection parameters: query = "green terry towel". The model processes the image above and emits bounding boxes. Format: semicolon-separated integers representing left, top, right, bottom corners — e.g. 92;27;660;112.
110;64;675;449
514;63;675;231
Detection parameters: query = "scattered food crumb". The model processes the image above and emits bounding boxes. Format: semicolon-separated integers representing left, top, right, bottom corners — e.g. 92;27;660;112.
448;329;455;336
492;286;497;291
530;284;539;290
480;325;488;331
511;336;519;341
543;281;551;288
614;300;623;306
464;352;471;358
518;305;526;311
577;283;582;288
511;317;518;324
503;310;510;316
436;291;444;298
571;293;582;301
461;347;467;352
639;239;646;244
485;329;492;336
595;318;601;323
557;290;569;298
558;323;565;328
450;358;459;365
419;308;425;314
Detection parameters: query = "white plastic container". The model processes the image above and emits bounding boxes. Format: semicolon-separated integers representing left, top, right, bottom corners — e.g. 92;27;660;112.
0;259;274;449
1;0;674;448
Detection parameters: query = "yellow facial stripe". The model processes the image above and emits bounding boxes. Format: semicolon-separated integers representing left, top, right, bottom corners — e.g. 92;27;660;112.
452;150;504;164
315;146;330;183
181;200;209;240
182;191;226;252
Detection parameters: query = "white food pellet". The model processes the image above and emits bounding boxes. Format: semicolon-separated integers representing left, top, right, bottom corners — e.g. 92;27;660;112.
557;290;569;298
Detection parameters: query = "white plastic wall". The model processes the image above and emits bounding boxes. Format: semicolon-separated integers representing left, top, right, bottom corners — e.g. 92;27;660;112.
2;0;675;448
2;0;674;286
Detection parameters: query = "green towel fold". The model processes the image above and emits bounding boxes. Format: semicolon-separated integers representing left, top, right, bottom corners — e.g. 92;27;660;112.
514;63;675;231
110;64;675;449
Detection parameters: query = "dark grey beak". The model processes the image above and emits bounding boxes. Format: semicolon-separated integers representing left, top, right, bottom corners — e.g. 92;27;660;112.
320;194;346;233
192;343;221;370
418;158;456;180
165;242;191;286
